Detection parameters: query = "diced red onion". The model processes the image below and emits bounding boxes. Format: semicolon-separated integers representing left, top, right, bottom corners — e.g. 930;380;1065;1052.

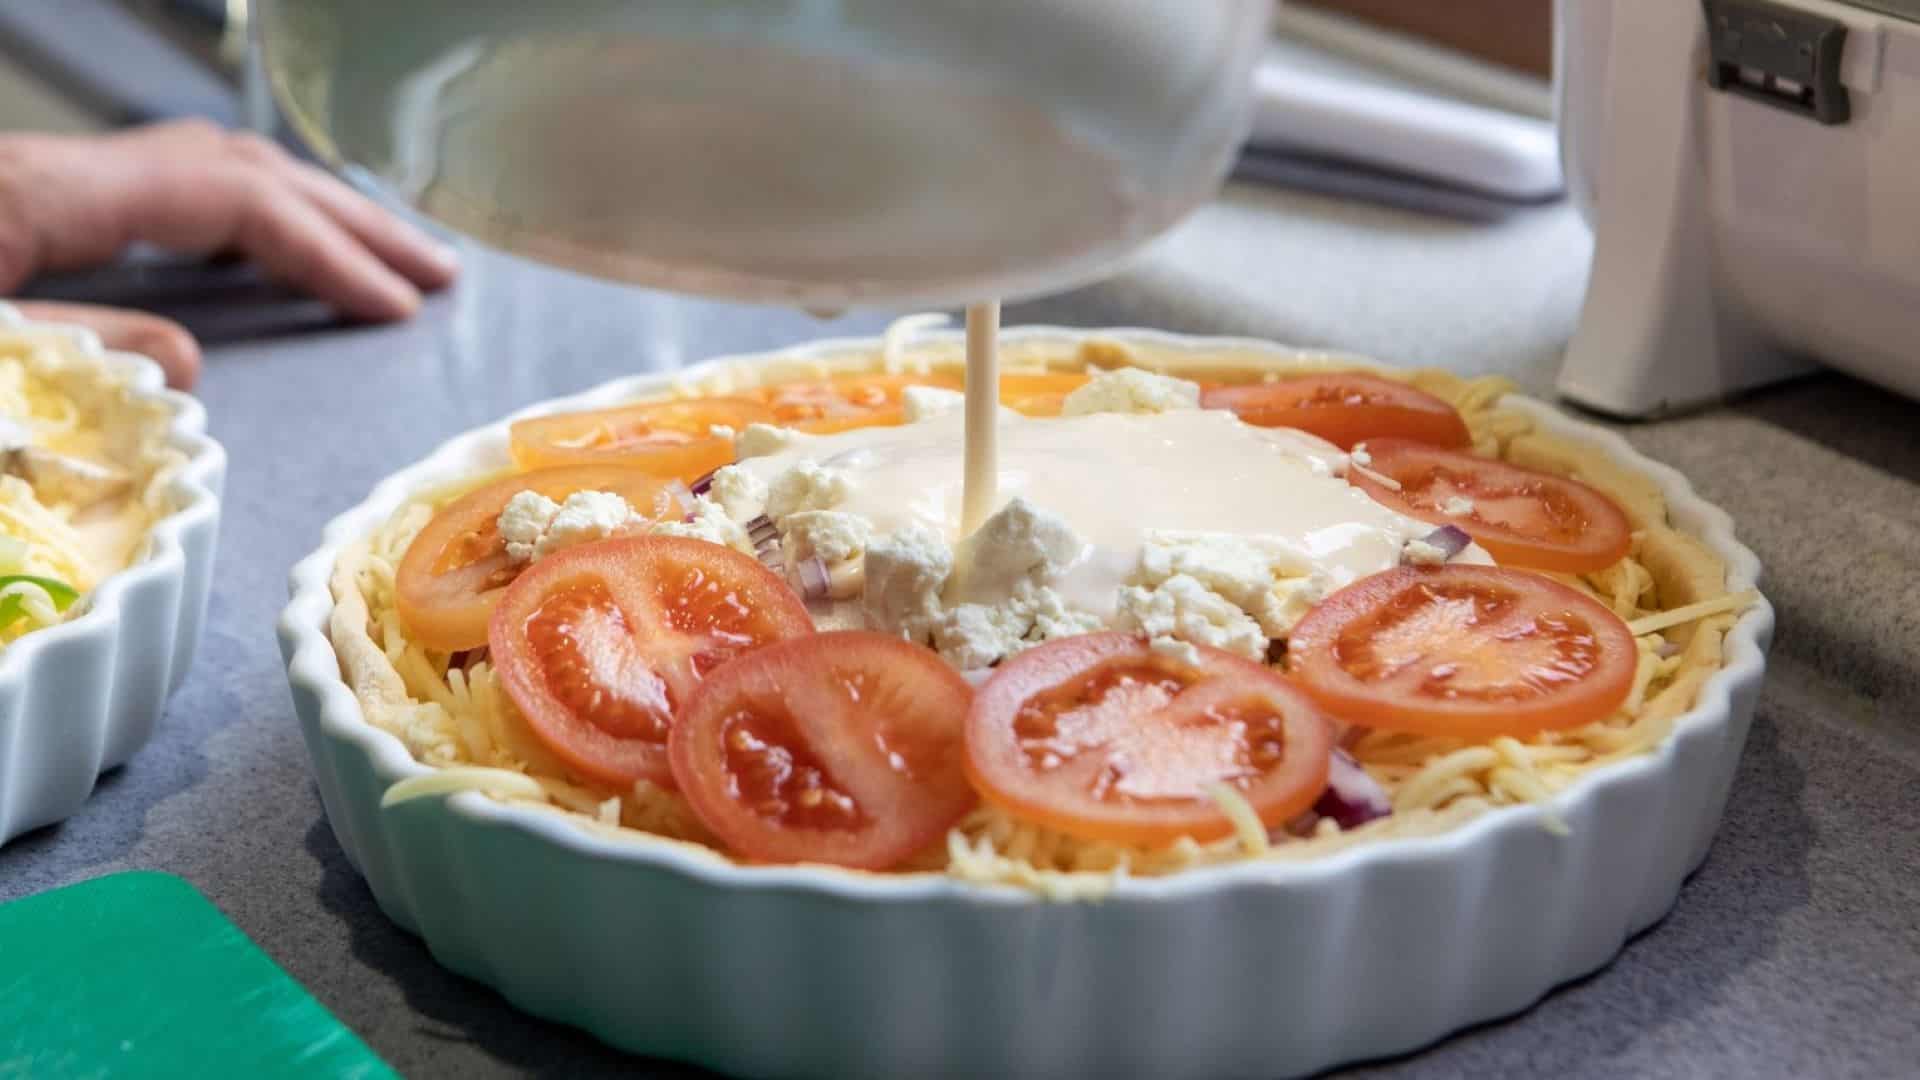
1421;524;1472;562
688;469;717;499
1313;748;1391;830
745;514;782;570
663;479;695;515
1281;811;1321;838
1656;640;1682;659
794;557;831;601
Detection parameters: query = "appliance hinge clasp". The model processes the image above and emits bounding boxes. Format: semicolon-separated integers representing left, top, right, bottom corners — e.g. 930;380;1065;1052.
1702;0;1850;124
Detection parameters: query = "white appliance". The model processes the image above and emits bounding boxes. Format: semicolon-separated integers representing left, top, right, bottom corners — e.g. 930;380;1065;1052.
1556;0;1920;416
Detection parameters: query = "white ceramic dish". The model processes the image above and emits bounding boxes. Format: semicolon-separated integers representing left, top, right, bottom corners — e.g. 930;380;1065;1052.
0;303;226;847
279;328;1771;1080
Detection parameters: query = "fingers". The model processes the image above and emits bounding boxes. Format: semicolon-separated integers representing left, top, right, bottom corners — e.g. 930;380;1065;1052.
226;132;459;291
289;160;460;289
3;121;458;325
11;300;202;390
231;181;425;321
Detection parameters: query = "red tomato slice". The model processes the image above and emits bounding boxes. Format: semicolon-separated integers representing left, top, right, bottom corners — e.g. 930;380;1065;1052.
1202;372;1470;450
999;372;1090;417
966;634;1332;846
1350;438;1633;573
669;631;976;869
394;466;678;652
1286;564;1637;739
763;373;961;434
509;397;773;482
489;536;813;787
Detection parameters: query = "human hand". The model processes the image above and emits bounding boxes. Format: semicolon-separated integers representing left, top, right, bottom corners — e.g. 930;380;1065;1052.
0;120;460;388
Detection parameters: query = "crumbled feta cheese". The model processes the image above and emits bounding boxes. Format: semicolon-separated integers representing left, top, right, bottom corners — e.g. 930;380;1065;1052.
901;385;967;422
862;525;954;634
1349;444;1372;468
900;385;1016;424
708;423;737;440
1060;367;1201;416
497;491;560;563
1149;635;1204;668
782;510;872;564
651;495;755;555
861;513;1100;670
1402;538;1448;565
927;603;1030;671
1268;575;1330;631
706;464;767;521
1020;581;1107;641
923;581;1103;671
764;460;852;521
734;423;798;459
1116;574;1268;662
1443;495;1475;516
499;489;646;563
950;497;1085;603
1136;532;1324;637
654;498;753;554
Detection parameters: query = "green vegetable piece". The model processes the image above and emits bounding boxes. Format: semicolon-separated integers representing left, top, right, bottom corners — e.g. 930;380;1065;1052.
0;573;79;631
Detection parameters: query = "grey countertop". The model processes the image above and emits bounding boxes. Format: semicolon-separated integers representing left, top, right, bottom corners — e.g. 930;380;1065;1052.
2;182;1918;1078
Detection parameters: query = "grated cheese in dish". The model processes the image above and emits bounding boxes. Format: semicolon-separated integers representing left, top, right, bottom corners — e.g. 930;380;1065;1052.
332;328;1753;899
0;329;180;647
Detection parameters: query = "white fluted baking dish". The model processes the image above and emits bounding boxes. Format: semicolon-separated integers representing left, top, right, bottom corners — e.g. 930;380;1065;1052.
0;303;226;847
279;328;1771;1079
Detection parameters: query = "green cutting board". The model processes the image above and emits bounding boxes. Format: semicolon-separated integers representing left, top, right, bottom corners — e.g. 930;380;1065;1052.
0;871;395;1079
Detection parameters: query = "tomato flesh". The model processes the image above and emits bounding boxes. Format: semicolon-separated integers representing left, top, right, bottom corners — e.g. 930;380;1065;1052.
999;372;1090;417
722;708;866;831
1351;438;1633;573
490;536;812;787
394;465;677;652
763;373;961;434
509;397;772;481
967;634;1332;846
1202;372;1470;450
670;631;976;868
1287;565;1637;739
523;582;673;742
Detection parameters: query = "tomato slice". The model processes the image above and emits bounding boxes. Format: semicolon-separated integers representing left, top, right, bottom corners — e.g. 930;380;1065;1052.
509;397;773;482
1286;564;1637;739
763;373;962;434
394;466;679;652
998;372;1090;417
1350;438;1632;573
669;631;975;868
1201;372;1470;450
489;536;813;787
965;634;1332;846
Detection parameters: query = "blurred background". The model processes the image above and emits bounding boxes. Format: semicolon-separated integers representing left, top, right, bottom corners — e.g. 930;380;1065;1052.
0;0;1571;360
0;0;1557;194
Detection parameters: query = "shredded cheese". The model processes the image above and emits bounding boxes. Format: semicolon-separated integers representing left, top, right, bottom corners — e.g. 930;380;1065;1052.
1627;589;1758;637
380;767;549;808
1203;783;1271;856
880;313;950;374
1349;461;1403;491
